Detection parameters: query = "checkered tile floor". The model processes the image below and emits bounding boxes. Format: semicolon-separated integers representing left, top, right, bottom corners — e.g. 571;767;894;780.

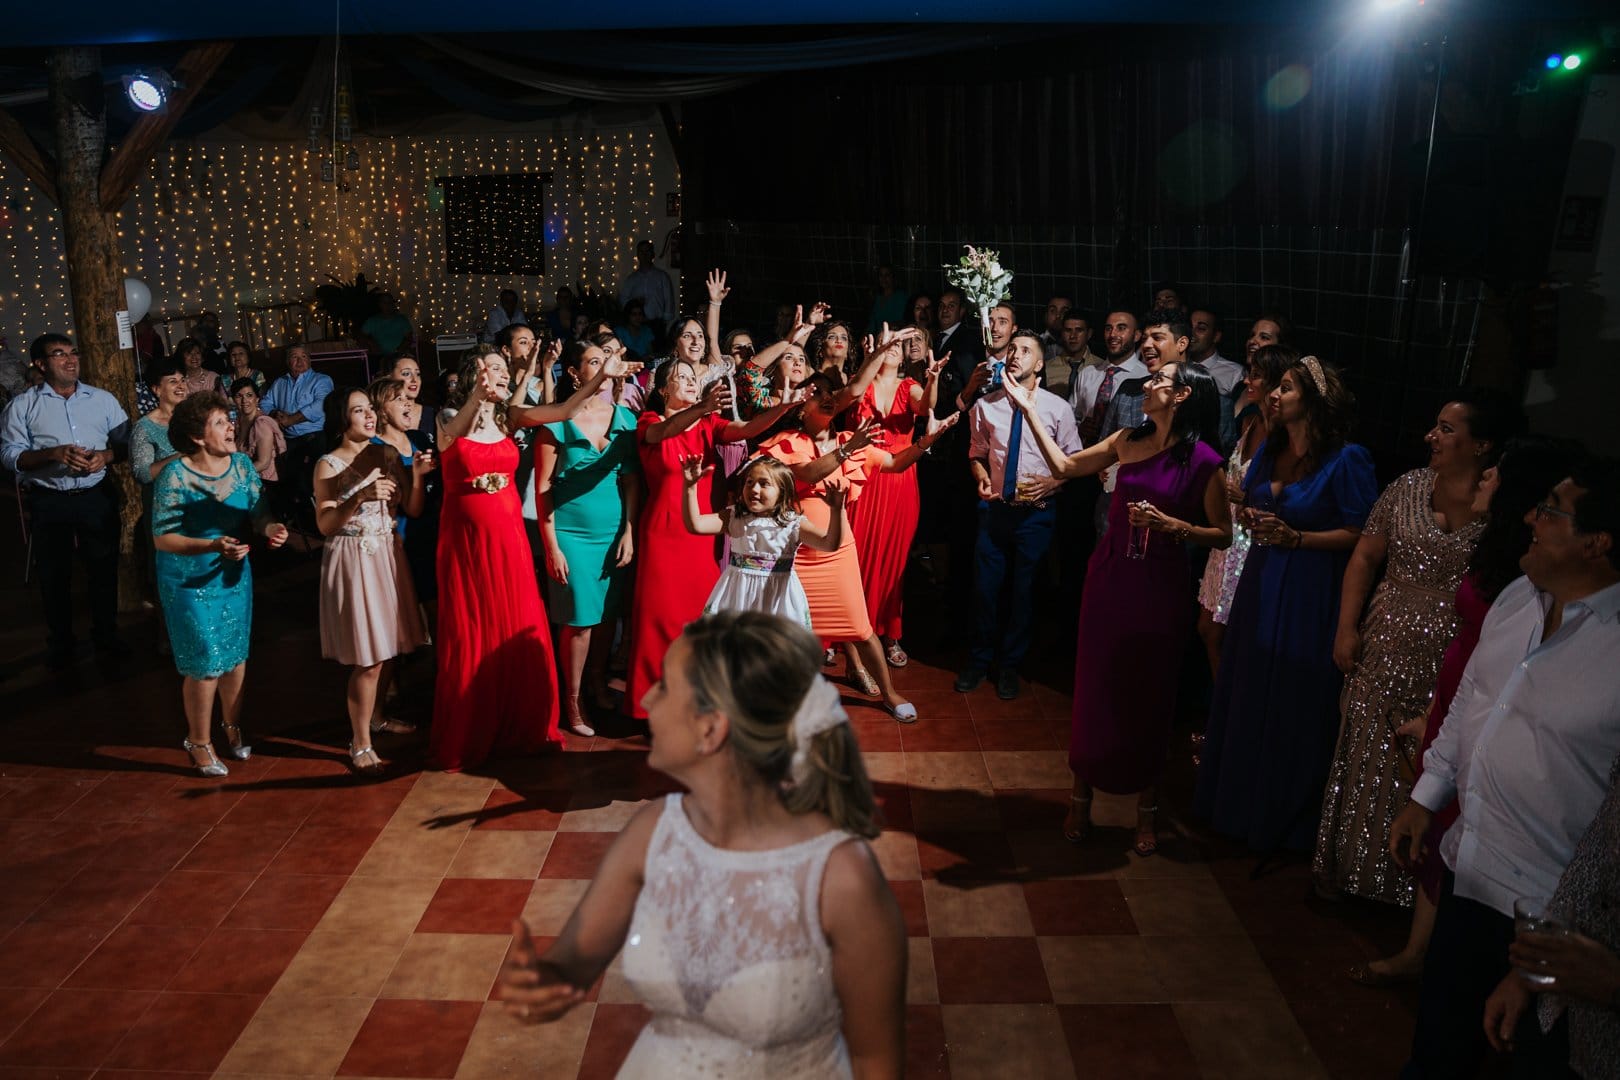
0;551;1421;1078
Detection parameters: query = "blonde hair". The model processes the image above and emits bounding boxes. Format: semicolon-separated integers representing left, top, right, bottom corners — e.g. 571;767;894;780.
447;348;511;433
681;612;878;838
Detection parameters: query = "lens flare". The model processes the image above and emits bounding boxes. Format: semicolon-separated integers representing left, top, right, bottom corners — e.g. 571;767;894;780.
1263;64;1313;111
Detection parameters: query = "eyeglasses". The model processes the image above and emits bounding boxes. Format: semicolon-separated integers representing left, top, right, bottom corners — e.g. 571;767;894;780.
1533;501;1578;524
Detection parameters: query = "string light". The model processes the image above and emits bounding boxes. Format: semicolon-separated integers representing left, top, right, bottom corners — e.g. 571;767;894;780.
0;125;679;353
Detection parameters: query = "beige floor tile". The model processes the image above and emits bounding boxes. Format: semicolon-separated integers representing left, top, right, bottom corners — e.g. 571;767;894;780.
1114;847;1217;881
521;879;590;935
455;1000;595;1078
981;751;1073;790
1038;935;1166;1003
941;1003;1075;1079
273;928;411;998
907;937;938;1004
861;751;906;784
557;794;645;832
1174;1000;1330;1079
905;752;991;792
447;832;555;879
595;950;639;1004
317;875;441;934
1122;876;1244;935
923;879;1034;936
380;932;510;1001
870;830;921;881
413;771;501;798
1089;790;1141;828
1142;935;1283;1002
216;993;374;1074
353;827;468;878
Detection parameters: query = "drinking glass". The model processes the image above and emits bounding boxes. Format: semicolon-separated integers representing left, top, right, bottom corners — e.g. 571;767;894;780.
1513;897;1570;987
1125;503;1150;559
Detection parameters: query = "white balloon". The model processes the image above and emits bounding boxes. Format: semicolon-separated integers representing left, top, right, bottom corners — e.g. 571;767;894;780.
123;277;151;323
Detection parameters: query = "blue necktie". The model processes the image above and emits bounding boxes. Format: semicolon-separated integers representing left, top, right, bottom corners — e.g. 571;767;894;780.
1002;407;1024;501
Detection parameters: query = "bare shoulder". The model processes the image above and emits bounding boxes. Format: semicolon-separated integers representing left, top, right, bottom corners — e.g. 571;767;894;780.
821;837;892;917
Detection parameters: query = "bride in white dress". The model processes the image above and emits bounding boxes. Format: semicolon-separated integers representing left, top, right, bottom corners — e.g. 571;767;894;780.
500;611;907;1078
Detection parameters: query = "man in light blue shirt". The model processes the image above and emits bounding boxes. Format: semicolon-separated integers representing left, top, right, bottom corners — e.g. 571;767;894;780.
0;334;130;668
261;344;334;520
1390;462;1620;1080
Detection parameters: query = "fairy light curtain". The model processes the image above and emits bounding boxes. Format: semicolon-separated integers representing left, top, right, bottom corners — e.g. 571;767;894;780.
440;174;553;274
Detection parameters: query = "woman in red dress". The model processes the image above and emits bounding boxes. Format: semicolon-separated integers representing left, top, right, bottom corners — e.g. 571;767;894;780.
627;358;795;719
432;347;637;771
843;336;944;670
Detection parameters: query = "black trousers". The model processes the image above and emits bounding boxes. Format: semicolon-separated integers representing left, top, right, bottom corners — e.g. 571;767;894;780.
30;481;121;654
1403;871;1515;1079
275;431;324;527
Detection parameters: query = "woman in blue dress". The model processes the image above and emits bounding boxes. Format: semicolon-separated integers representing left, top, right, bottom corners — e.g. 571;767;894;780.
152;392;289;777
537;340;642;735
1194;357;1377;867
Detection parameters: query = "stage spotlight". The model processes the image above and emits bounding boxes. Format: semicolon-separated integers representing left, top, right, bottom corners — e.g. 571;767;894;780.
124;73;168;112
1546;54;1564;69
1563;53;1583;70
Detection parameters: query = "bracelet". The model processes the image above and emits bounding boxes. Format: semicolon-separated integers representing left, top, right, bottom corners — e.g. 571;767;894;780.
834;446;850;463
707;301;722;308
1292;528;1304;549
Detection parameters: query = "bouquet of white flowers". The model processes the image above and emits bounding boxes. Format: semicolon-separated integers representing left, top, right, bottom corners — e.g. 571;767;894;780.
943;245;1014;348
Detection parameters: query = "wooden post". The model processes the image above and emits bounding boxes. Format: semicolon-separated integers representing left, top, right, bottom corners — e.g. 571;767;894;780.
49;47;144;600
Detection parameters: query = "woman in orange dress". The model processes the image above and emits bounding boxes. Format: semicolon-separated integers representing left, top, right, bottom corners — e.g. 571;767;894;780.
761;369;958;723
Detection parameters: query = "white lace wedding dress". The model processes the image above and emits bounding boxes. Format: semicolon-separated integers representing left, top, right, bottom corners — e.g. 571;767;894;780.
617;794;856;1078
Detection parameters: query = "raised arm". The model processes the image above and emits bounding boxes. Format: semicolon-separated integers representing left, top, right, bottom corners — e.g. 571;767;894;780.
1002;381;1121;479
704;269;729;367
511;352;643;430
644;379;729;445
913;352;947;416
719;397;797;443
836;326;922;413
680;454;728;537
783;419;878;490
878;411;960;474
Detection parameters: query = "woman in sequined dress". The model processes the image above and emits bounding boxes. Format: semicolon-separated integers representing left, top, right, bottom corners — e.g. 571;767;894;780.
500;612;905;1077
1195;344;1294;678
1355;436;1580;985
152;393;288;777
1311;392;1524;907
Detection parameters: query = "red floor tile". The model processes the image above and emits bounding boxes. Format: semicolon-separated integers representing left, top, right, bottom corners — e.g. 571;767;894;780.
848;718;903;753
1023;880;1138;935
0;923;112;989
218;786;324;829
91;821;210;872
915;831;1017;881
889;880;928;937
931;937;1054;1004
871;781;914;832
975;714;1064;750
0;988;47;1044
0;988;157;1068
264;824;383;876
905;1004;950;1080
174;822;296;874
910;789;1002;832
472;787;566;831
539;833;616;879
51;778;174;824
62;924;203;991
166;927;309;994
994;788;1071;830
29;869;165;927
304;782;413;828
416;878;533;934
576;1003;650;1080
1056;1003;1201;1078
124;870;258;929
221;873;346;930
900;716;981;752
138;788;242;827
336;999;482;1078
101;991;263;1072
0;780;100;822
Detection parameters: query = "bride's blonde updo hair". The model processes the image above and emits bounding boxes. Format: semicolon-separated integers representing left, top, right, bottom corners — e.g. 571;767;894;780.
680;612;878;839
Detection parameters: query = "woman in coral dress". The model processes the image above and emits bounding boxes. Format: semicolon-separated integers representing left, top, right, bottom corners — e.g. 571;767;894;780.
432;347;637;771
627;358;796;720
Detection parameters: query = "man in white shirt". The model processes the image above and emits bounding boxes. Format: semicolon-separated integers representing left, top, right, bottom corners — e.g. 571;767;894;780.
957;329;1082;701
618;240;676;326
1188;309;1245;452
484;289;528;343
1071;310;1144;438
1390;462;1620;1080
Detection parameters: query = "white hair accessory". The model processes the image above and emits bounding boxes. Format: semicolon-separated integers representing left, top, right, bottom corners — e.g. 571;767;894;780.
788;676;849;786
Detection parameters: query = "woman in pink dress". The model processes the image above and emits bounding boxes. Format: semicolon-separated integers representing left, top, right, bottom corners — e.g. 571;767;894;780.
431;347;638;772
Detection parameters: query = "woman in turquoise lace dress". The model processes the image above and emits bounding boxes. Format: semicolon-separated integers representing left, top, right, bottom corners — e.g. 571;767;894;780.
153;392;288;777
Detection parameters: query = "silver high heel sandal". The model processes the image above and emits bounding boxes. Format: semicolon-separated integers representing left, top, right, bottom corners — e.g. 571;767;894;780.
183;739;229;778
221;721;252;761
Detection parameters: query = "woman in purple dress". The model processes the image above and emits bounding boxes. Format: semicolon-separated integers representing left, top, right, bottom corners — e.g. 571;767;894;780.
1194;357;1378;870
1005;362;1229;855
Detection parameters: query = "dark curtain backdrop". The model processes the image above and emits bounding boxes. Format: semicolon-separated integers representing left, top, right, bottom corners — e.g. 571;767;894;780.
682;22;1583;475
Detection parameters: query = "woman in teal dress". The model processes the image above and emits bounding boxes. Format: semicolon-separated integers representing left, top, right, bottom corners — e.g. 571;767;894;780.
537;340;642;736
152;392;288;777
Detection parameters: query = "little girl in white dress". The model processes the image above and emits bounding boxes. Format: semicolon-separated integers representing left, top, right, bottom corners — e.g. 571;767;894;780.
681;454;843;628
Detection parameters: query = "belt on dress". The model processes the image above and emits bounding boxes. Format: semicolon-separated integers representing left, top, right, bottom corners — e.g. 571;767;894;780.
1385;575;1454;601
728;552;794;573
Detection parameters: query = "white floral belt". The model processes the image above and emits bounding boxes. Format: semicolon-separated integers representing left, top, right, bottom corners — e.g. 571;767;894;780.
470;472;510;494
